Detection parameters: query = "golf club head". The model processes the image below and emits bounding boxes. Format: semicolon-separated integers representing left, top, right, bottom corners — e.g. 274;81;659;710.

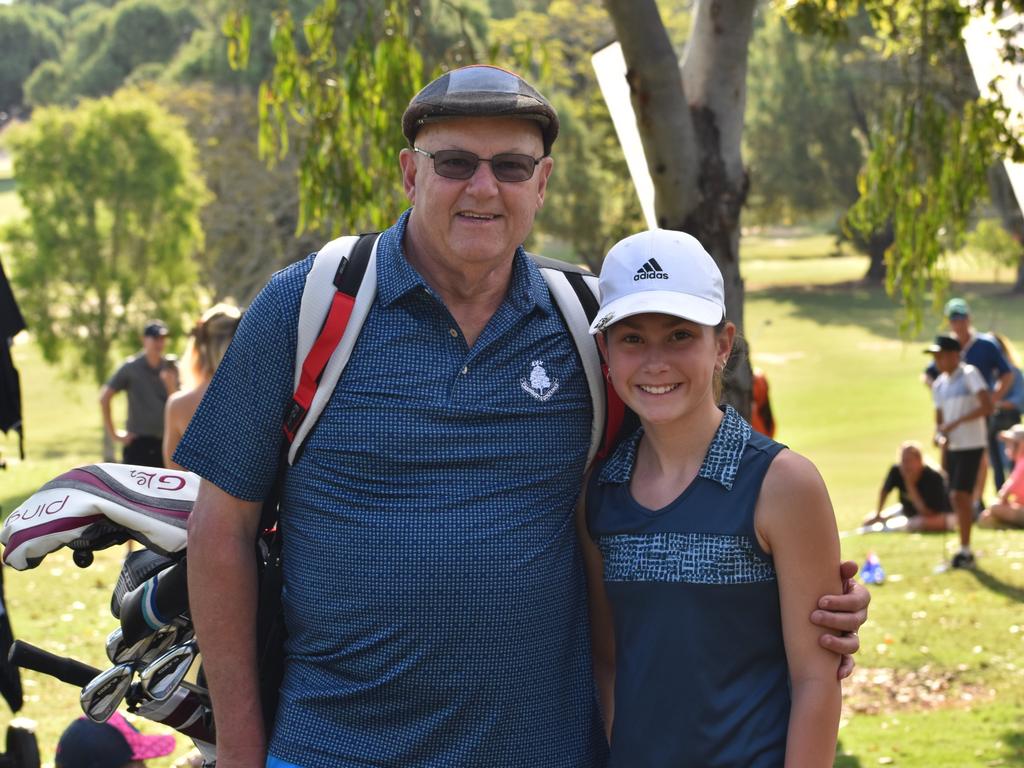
80;663;134;722
105;622;183;665
139;641;198;702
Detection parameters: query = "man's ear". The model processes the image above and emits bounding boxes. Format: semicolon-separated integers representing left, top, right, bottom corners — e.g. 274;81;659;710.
535;156;554;209
399;148;417;202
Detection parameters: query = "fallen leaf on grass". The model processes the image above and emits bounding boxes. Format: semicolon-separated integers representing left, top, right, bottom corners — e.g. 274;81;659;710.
843;665;994;714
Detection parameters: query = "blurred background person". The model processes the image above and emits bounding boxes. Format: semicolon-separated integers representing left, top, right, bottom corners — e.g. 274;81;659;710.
55;712;175;768
928;333;992;569
923;298;1013;503
163;303;241;469
991;332;1023;475
979;424;1024;529
862;441;954;532
99;321;174;467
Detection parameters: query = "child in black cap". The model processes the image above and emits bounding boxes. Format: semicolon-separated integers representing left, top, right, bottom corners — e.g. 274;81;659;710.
55;712;174;768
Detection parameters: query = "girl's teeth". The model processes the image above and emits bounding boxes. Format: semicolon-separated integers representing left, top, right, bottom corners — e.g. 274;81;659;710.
640;384;677;395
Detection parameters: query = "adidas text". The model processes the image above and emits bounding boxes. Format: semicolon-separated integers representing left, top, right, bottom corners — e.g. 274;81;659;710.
634;272;669;281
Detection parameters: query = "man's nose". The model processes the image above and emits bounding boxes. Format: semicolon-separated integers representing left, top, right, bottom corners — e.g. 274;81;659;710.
464;159;500;194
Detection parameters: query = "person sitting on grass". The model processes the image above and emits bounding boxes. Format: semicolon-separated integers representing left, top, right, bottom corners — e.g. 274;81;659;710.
862;441;954;532
928;333;993;569
979;424;1024;529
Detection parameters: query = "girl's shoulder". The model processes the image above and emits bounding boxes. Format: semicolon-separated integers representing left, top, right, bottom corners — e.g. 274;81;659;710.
762;447;825;497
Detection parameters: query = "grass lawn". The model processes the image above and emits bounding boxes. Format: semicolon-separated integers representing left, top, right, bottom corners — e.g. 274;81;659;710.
0;229;1022;765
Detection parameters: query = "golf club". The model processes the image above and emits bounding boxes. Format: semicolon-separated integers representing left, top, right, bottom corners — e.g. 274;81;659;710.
79;663;134;723
138;640;199;701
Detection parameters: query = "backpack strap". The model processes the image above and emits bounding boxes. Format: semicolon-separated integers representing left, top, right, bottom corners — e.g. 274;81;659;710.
285;232;380;465
533;262;605;466
530;254;632;466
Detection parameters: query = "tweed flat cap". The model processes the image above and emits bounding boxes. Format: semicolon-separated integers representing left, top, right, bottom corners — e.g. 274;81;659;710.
402;65;559;155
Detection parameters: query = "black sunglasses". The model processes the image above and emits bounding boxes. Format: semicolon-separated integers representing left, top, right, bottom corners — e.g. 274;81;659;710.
413;147;544;183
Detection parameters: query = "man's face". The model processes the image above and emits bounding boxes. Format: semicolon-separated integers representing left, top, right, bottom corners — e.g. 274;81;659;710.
948;314;970;340
142;334;166;357
900;448;923;477
400;116;553;268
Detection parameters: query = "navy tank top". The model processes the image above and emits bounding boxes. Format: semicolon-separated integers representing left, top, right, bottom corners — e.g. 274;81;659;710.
586;406;789;768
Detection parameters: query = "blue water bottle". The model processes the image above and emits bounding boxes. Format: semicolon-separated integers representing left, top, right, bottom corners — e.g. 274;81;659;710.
861;552;885;585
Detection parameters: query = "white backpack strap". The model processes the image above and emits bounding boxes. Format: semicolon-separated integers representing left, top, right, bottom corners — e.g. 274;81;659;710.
294;235;359;388
539;268;605;466
289;236;380;465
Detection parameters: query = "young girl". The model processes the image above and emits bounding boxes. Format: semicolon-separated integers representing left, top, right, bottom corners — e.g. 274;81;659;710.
579;229;842;767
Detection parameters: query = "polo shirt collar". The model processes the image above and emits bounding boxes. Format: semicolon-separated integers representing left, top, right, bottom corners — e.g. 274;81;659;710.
376;209;551;316
598;405;752;491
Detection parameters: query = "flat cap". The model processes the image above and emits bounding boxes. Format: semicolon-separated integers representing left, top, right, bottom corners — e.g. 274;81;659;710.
402;65;559;155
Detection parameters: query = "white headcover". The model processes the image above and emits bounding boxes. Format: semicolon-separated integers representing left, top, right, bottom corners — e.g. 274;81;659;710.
1;464;196;570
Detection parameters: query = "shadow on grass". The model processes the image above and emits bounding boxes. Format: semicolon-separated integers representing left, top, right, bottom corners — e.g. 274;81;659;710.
0;178;14;194
751;282;1024;340
1001;730;1024;764
834;740;863;767
966;566;1024;604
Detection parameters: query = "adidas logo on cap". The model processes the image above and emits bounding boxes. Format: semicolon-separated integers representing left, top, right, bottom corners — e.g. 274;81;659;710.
588;228;726;335
634;258;669;281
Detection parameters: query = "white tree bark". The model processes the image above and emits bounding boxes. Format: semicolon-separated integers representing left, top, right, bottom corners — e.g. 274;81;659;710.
603;0;758;411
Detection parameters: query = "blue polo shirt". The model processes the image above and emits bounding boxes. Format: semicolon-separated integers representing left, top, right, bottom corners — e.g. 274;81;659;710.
175;211;607;767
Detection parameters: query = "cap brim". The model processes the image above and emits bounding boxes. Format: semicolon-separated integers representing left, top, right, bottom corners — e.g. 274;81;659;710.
107;713;176;759
589;291;724;334
924;346;941;353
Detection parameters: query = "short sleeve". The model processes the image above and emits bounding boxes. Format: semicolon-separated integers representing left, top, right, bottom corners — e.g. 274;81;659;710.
965;366;987;396
173;257;314;501
988;339;1012;376
881;465;901;495
106;360;132;391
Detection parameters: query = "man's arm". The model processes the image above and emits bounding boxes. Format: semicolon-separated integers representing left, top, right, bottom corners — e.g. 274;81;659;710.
809;560;868;679
187;480;266;767
574;484;615;741
902;480;939;517
992;370;1014;405
98;385;132;445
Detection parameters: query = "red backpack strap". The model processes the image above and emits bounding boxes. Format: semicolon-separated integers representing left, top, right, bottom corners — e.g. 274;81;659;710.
282;233;378;445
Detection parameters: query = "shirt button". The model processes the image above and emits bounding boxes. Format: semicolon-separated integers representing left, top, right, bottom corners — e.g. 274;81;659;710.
449;328;458;338
462;366;468;375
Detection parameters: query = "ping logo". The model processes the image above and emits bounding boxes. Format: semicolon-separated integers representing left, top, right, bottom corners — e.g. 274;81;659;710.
634;258;669;281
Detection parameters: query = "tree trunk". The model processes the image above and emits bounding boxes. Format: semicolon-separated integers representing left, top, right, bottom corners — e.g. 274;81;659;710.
987;163;1024;294
603;0;757;416
862;222;894;284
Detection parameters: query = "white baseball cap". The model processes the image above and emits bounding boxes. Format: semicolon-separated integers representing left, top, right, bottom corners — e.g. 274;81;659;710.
588;229;725;335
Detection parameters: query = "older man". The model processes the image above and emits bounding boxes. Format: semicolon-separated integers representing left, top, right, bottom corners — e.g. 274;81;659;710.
181;66;867;768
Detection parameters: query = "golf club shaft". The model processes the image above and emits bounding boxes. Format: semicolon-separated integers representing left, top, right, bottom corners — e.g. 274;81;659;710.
8;640;99;687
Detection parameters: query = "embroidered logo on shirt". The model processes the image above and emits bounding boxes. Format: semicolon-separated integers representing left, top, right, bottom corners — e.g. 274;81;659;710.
634;258;669;281
521;360;560;401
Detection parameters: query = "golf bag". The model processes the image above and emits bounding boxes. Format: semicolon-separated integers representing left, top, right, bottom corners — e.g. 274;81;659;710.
0;463;216;764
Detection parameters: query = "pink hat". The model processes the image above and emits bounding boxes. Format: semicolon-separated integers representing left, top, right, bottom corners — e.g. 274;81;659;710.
107;712;177;760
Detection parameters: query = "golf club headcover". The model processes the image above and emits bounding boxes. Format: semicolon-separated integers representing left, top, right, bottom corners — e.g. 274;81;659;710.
0;463;195;570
